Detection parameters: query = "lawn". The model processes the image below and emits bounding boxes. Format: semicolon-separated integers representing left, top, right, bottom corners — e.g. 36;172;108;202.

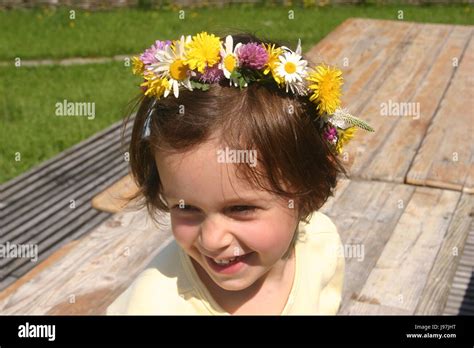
1;4;472;60
0;3;472;183
0;62;140;182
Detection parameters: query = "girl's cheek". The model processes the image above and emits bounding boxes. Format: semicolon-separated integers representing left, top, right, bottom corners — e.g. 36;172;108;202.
240;221;285;253
171;216;200;247
247;229;288;254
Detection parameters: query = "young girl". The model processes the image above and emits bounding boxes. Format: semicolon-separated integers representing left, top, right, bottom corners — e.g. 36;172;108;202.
107;32;373;315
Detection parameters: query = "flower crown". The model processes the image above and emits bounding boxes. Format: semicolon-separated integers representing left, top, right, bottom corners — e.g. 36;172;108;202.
131;32;374;155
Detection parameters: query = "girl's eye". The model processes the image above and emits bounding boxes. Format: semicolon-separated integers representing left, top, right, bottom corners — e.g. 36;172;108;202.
171;204;257;216
229;206;257;214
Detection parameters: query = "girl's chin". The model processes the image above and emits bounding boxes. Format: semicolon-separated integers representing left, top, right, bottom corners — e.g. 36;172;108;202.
207;270;261;291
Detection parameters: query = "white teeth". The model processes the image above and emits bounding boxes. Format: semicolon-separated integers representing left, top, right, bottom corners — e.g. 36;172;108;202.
213;257;237;265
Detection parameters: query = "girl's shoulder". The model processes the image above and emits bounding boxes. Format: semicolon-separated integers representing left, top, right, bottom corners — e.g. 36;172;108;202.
296;211;344;288
298;211;338;238
106;238;195;315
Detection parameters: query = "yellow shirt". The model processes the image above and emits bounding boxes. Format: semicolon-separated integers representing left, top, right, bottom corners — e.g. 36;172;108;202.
107;211;344;315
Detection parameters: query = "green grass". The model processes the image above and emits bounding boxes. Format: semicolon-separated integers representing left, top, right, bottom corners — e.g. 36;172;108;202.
0;62;140;183
0;3;472;183
0;4;472;61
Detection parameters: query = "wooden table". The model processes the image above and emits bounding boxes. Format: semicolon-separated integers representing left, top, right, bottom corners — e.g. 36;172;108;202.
0;18;472;315
308;18;473;193
307;18;473;314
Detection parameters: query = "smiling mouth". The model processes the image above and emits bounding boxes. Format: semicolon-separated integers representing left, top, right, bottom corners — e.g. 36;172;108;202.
203;252;255;273
211;254;247;265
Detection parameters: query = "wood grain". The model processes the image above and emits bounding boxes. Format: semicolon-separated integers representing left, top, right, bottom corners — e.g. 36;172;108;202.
406;34;474;192
415;193;473;314
0;208;172;314
346;186;460;313
346;23;452;179
320;180;415;314
92;174;139;213
341;299;411;315
364;26;472;184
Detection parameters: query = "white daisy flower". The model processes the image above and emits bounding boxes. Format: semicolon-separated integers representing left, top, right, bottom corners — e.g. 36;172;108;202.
275;38;308;95
218;35;246;87
149;35;194;98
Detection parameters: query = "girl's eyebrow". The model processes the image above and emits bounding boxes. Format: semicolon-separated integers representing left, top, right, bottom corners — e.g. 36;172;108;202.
164;194;264;206
219;197;264;205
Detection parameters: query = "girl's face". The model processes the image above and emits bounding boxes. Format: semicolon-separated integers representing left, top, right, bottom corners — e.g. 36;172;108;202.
154;137;299;292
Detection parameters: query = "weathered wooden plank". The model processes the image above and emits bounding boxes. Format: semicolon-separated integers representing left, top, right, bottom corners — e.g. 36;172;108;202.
442;216;474;315
314;20;420;174
1;207;108;277
0;118;133;282
406;33;474;191
1;141;130;235
0;160;127;244
309;18;413;86
91;174;139;213
446;298;474;313
449;287;474;301
1;126;132;222
2;156;129;238
454;264;474;274
344;23;454;181
351;186;460;313
2;165;126;252
445;293;472;305
320;19;419;169
338;23;424;172
415;193;473;314
339;299;411;315
363;26;472;184
306;18;377;68
0;240;80;295
337;20;417;96
0;276;18;294
0;208;172;314
463;160;474;194
320;180;415;314
11;210;112;278
4;151;127;229
319;177;351;213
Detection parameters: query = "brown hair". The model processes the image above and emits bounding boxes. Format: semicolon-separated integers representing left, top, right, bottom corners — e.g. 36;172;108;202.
123;32;347;228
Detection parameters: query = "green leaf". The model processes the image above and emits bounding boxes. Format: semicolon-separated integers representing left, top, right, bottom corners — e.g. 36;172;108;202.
230;70;242;80
237;76;248;89
190;80;211;91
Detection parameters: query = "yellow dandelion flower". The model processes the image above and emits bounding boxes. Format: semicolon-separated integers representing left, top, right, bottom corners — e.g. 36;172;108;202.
307;64;343;115
335;126;356;154
132;56;145;76
140;72;170;99
184;32;222;73
262;43;284;85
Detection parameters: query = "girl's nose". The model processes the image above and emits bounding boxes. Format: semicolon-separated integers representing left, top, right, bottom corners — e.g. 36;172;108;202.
199;213;233;253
